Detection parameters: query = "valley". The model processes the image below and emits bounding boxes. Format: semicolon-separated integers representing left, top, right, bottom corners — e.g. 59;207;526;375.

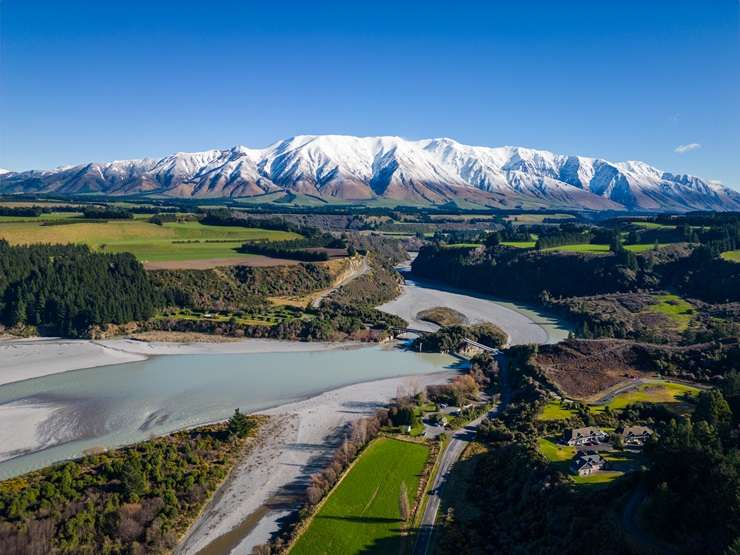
0;202;737;555
3;6;738;554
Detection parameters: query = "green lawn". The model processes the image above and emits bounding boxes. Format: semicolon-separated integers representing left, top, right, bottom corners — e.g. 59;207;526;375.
721;250;740;263
537;400;577;421
571;471;624;486
648;294;695;331
594;380;701;412
0;219;299;262
290;438;429;555
537;437;575;462
538;438;627;486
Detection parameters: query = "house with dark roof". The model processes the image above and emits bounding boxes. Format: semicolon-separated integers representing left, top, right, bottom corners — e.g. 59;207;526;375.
617;425;654;447
570;451;607;476
562;426;608;446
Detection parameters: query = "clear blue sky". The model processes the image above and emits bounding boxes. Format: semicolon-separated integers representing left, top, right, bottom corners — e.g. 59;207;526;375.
1;1;738;189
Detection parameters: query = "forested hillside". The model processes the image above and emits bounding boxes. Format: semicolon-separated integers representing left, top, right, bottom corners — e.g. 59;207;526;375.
0;241;165;336
0;414;260;555
411;243;740;304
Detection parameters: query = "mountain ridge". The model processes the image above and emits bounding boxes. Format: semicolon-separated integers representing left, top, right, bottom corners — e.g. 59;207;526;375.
2;135;738;212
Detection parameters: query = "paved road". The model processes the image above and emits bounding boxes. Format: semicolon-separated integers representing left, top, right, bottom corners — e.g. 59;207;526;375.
413;356;510;555
414;415;486;555
622;486;679;555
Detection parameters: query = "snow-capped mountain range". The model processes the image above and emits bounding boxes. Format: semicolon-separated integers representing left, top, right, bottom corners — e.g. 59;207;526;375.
2;135;738;211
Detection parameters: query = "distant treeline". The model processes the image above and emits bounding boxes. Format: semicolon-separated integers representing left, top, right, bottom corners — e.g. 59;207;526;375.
82;206;134;220
239;235;345;262
201;208;318;236
0;241;167;336
535;231;593;250
412;243;740;304
0;206;51;218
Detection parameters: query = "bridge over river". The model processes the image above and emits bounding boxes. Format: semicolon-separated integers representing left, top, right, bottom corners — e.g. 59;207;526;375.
394;327;502;355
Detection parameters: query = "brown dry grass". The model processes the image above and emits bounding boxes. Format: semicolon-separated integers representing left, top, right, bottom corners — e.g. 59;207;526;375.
534;339;655;399
143;255;302;270
126;331;242;343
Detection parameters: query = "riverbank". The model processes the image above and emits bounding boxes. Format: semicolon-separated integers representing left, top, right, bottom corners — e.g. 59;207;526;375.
378;276;569;344
0;336;362;387
176;370;455;555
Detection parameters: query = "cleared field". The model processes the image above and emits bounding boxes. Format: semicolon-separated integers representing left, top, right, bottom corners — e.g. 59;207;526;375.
594;380;701;412
290;437;429;555
632;222;676;230
505;213;575;223
502;240;536;248
648;294;694;331
543;243;669;254
721;250;740;262
537;400;577;421
0;219;299;263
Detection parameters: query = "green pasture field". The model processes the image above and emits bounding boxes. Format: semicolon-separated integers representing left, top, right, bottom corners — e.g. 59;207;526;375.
0;219;300;262
505;213;575;223
648;294;695;331
290;437;429;555
632;221;676;230
501;241;536;248
594;380;701;412
543;243;669;254
537;400;578;421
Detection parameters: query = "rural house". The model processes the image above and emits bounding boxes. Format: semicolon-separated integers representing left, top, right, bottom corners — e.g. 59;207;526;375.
618;425;654;447
570;451;607;476
562;426;608;446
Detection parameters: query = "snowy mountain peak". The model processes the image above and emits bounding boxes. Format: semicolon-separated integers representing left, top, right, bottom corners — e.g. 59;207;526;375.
2;135;737;211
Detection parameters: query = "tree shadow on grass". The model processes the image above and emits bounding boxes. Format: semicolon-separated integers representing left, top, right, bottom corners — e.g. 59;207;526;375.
356;528;421;555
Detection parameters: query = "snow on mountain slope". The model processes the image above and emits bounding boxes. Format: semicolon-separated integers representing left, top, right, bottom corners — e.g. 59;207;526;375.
2;135;738;211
